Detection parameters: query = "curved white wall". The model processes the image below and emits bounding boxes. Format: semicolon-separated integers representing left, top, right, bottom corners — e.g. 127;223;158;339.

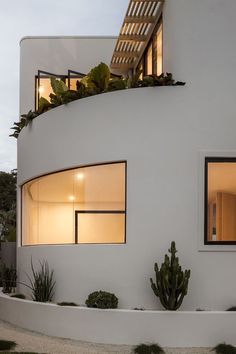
17;0;236;314
17;85;236;310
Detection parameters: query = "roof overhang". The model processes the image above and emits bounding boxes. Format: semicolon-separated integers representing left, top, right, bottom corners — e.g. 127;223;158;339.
110;0;164;73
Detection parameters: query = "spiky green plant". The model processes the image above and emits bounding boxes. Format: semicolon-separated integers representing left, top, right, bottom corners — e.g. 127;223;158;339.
0;340;16;350
150;241;190;310
134;343;165;354
213;343;236;354
26;259;55;302
86;290;118;309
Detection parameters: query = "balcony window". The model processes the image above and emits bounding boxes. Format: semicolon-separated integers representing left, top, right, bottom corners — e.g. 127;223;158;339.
21;162;126;246
35;70;85;110
205;157;236;244
142;18;163;76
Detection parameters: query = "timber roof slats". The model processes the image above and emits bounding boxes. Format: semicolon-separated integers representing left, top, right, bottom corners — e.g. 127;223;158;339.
111;0;164;72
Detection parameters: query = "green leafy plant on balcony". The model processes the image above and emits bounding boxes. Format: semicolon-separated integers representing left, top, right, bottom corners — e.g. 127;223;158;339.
1;264;17;294
10;62;185;138
150;241;191;310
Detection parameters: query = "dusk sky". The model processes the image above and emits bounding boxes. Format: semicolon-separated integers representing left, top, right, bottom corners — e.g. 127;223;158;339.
0;0;128;172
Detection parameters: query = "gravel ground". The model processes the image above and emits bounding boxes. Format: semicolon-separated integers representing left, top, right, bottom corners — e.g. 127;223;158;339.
0;320;211;354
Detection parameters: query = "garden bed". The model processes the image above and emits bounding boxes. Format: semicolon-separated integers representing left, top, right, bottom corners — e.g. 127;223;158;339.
0;289;235;347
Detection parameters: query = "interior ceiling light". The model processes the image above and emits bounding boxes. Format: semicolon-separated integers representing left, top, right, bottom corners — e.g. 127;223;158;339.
77;173;84;180
69;195;75;201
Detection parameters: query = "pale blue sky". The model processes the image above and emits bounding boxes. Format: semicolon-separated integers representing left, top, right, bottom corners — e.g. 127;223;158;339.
0;0;128;172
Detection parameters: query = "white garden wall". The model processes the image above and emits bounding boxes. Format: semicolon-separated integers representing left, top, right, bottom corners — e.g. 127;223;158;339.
1;291;236;347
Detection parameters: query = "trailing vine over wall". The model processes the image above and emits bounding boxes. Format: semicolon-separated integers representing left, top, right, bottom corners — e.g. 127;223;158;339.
10;62;185;138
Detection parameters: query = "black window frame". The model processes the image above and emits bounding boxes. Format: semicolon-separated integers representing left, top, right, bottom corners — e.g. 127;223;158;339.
21;160;127;247
204;156;236;245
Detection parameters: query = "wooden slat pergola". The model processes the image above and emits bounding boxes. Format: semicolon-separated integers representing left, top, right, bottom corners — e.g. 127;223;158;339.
110;0;164;73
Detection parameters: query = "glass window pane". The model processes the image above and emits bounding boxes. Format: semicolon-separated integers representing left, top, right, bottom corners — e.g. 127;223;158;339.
69;78;82;91
156;23;163;75
76;213;125;244
146;43;153;75
207;161;236;242
22;162;126;245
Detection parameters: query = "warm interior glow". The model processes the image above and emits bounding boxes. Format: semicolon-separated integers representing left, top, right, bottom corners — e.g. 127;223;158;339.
207;162;236;242
146;43;153;75
156;23;163;76
22;162;126;245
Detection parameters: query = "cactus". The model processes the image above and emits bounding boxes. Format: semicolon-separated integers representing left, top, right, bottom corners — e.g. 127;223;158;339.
150;241;190;310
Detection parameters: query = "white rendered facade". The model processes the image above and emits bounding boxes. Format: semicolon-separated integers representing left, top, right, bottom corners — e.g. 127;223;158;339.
17;0;236;316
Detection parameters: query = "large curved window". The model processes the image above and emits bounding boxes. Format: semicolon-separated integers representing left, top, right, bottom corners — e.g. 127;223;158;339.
22;162;126;246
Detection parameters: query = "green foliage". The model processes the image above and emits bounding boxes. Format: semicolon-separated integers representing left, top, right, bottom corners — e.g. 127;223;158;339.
108;78;127;91
134;343;165;354
9;62;185;139
150;241;190;310
213;343;236;354
1;264;17;294
57;301;78;306
26;259;55;302
85;290;118;309
0;171;16;211
87;62;110;92
0;340;16;350
11;293;26;299
10;110;38;138
226;306;236;311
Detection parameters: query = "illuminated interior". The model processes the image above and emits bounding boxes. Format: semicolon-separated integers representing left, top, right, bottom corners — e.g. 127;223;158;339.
22;162;126;245
140;19;163;76
35;76;68;109
206;160;236;242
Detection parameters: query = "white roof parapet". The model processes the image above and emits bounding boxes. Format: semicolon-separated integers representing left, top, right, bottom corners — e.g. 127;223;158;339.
111;0;164;72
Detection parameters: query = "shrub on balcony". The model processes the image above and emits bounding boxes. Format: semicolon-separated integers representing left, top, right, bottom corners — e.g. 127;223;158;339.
10;62;185;138
213;343;236;354
134;343;165;354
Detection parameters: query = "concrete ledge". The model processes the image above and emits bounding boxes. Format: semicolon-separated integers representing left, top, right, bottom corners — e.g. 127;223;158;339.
0;290;235;347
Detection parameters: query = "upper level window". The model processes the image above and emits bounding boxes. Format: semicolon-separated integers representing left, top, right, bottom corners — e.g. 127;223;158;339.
22;162;126;246
35;70;85;110
205;157;236;244
138;19;163;77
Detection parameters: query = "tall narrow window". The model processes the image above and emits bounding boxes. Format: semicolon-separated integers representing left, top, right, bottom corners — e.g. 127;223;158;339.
205;157;236;244
156;23;163;75
146;43;153;75
22;162;126;246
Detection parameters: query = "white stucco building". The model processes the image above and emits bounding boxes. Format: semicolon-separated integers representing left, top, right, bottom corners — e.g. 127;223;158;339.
3;0;235;346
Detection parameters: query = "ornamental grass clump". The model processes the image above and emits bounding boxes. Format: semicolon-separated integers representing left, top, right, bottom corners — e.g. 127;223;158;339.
213;343;236;354
86;290;118;309
134;343;165;354
27;260;55;302
150;241;190;310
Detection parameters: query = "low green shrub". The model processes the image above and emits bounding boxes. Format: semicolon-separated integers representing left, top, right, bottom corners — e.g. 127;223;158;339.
0;340;16;350
226;306;236;311
10;294;26;299
134;343;165;354
85;290;118;309
57;302;78;306
213;343;236;354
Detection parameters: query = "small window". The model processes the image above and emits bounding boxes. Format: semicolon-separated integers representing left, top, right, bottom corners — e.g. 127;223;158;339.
141;18;163;76
22;162;126;246
205;157;236;244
